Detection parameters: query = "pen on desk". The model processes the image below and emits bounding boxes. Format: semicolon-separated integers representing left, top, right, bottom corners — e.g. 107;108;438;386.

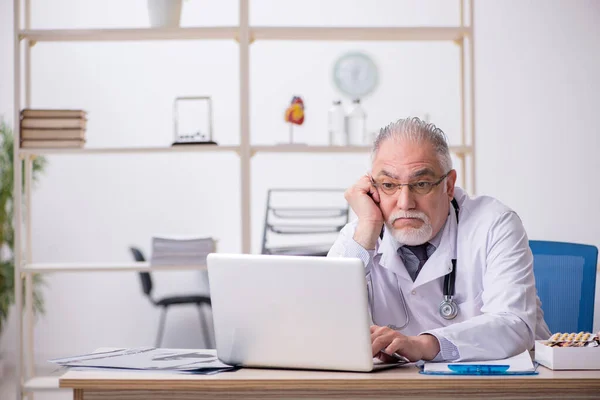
379;350;410;363
447;364;510;374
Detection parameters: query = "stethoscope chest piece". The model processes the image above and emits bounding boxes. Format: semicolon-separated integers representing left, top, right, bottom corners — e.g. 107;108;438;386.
439;295;458;320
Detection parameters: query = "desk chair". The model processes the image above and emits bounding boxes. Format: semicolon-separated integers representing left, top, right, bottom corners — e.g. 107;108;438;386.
529;240;598;333
129;247;213;348
261;188;349;256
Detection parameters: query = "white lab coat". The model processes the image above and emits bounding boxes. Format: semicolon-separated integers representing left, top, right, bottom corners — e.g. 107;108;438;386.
328;187;551;361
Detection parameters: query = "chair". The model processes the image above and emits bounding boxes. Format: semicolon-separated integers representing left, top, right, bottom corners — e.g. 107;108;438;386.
261;188;349;256
130;247;213;348
529;240;598;333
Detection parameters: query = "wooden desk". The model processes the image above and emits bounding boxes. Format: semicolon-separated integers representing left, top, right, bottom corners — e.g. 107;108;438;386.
59;365;600;400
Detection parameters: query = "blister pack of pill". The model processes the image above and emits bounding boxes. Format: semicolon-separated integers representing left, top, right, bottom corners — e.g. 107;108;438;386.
545;332;599;347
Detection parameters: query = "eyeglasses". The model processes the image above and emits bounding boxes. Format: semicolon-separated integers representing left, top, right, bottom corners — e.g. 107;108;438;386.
370;172;450;196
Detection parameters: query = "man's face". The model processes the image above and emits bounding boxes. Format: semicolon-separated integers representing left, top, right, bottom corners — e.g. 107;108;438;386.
371;138;457;245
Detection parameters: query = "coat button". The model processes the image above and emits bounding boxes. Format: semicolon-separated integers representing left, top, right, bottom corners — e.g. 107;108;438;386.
411;290;417;295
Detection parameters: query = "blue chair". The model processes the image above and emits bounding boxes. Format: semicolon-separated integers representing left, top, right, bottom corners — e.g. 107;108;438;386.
529;240;598;333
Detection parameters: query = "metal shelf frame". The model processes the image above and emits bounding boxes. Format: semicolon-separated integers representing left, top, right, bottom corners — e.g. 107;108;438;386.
12;0;476;396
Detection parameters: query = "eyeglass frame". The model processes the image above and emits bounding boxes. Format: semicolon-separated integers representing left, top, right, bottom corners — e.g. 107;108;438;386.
370;171;451;196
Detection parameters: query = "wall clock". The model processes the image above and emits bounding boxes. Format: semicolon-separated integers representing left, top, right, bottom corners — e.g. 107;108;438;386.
332;52;379;98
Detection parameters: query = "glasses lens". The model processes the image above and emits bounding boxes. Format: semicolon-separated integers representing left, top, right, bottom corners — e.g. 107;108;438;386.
380;182;398;195
411;182;434;195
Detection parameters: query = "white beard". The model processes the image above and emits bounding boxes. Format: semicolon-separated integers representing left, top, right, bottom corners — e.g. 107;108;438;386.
385;210;433;246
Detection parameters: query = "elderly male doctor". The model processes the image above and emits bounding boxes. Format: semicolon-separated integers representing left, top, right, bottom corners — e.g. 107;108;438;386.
328;117;550;363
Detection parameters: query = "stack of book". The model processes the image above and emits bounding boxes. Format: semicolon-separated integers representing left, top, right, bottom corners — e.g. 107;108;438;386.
20;109;87;149
150;236;216;266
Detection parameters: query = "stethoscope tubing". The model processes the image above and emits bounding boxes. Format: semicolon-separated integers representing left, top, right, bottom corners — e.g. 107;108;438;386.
368;198;460;328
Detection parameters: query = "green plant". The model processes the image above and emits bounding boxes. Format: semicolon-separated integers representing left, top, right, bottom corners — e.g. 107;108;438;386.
0;117;47;335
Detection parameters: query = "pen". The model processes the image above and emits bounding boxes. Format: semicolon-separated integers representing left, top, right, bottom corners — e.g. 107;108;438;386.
379;350;410;363
447;364;510;374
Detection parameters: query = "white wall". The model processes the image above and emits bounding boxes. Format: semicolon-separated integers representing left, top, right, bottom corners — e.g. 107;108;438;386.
0;0;599;370
475;0;600;333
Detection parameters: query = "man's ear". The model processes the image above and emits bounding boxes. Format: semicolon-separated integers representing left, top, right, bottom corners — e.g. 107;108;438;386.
446;169;457;199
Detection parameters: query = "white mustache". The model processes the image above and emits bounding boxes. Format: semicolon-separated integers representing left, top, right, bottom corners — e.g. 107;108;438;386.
389;210;430;224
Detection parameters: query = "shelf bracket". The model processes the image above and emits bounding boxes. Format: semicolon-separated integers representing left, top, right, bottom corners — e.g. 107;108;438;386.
453;37;464;46
19;153;38;161
234;148;257;158
234;35;255;45
29;40;37;47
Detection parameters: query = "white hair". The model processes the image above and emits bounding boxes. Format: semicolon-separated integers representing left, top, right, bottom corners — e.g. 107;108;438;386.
371;117;453;173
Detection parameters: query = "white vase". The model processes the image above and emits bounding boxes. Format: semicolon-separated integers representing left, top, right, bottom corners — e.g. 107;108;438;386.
147;0;183;28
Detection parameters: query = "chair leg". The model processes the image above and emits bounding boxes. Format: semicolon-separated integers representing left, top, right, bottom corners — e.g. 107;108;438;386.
197;304;213;349
156;307;168;348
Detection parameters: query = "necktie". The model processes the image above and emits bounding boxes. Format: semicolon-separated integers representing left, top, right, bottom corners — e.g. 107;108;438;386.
405;243;430;280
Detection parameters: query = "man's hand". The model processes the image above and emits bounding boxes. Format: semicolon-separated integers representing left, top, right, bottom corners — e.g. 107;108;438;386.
344;174;384;250
371;325;441;362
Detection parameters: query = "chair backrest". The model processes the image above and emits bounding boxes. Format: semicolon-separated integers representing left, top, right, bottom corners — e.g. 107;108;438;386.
529;240;598;333
129;247;153;297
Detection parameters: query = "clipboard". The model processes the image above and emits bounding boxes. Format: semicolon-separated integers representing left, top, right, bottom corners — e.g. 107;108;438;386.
418;350;540;376
419;362;540;376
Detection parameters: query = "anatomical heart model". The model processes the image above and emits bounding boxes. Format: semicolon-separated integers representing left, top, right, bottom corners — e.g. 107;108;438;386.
284;96;305;144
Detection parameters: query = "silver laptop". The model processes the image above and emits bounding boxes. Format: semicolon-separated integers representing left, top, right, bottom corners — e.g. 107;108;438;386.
207;253;404;372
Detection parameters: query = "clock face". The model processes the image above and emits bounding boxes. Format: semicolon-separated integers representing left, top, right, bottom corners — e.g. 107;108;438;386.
333;52;379;98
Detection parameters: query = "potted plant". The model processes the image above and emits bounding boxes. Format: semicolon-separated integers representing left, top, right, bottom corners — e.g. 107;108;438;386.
0;118;47;373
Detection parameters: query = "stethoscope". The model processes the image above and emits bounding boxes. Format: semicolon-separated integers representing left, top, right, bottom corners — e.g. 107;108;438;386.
367;198;460;330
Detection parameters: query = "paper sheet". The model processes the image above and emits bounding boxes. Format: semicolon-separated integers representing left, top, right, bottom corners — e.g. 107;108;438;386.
49;348;234;372
423;349;535;372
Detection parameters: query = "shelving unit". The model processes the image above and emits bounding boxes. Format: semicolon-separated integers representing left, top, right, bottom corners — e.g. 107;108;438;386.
251;144;472;155
19;26;239;41
22;262;208;274
12;0;476;398
19;26;468;42
19;144;472;156
18;144;240;155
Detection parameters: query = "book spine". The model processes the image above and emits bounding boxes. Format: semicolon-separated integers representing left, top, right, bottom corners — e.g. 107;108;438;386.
21;118;87;129
21;109;87;118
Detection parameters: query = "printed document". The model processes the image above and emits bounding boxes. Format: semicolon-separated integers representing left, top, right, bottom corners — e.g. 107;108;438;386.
49;348;234;373
423;349;535;373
